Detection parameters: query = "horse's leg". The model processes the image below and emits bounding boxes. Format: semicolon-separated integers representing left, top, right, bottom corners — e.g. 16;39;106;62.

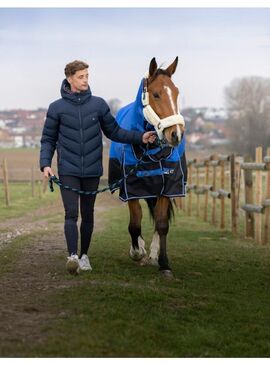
148;231;159;266
128;199;147;261
154;197;173;277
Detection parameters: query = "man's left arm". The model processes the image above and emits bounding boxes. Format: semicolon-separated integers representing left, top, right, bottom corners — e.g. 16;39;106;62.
99;100;155;144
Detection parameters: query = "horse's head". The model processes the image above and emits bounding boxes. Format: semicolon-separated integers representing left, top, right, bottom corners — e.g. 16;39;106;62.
142;57;185;147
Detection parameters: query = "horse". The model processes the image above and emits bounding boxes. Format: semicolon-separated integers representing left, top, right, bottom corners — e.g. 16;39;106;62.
109;57;187;278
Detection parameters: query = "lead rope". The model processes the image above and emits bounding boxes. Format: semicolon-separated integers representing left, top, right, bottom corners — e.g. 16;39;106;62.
48;140;167;195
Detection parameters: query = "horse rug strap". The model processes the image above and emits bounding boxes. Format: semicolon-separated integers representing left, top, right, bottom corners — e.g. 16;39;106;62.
141;79;185;140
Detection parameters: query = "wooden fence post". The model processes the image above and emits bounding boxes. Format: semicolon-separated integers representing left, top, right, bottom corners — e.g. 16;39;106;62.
42;176;48;194
175;197;182;210
235;160;242;224
182;197;186;213
263;148;270;245
196;166;200;217
38;180;42;199
243;155;254;238
211;157;217;225
220;160;225;229
230;154;237;235
255;147;263;244
203;160;209;222
31;164;35;198
2;158;10;206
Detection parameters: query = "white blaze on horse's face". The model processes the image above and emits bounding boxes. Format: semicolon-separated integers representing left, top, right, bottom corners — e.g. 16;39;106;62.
163;85;177;114
148;74;183;147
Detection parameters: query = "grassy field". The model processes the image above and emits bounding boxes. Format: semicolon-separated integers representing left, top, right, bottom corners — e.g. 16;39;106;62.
0;182;59;221
1;194;270;357
0;147;109;181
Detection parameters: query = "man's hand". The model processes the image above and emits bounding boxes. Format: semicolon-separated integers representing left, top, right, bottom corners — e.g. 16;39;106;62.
142;131;156;144
43;166;54;178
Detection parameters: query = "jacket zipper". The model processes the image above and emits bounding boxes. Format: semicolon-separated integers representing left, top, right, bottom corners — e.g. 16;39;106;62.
78;103;84;176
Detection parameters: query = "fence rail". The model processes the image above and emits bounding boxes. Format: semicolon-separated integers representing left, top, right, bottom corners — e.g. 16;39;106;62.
182;153;239;231
0;158;48;203
176;146;270;245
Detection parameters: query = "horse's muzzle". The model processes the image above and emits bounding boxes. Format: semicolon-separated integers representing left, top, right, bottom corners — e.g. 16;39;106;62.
171;131;179;146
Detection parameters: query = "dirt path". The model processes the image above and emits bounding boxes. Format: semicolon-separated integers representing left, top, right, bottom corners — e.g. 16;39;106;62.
0;200;64;248
0;192;122;356
0;191;122;246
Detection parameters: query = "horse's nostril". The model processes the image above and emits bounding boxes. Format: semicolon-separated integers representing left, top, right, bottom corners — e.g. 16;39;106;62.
172;131;178;141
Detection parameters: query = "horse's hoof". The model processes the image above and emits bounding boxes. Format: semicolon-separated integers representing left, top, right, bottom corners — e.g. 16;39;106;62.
137;255;149;266
148;257;159;266
159;269;174;279
129;247;147;261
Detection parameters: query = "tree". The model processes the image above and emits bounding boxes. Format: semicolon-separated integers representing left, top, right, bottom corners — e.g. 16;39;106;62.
107;98;122;117
224;76;270;156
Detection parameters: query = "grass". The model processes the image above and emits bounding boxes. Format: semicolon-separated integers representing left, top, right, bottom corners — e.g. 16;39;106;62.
182;187;249;240
0;182;60;220
2;198;270;357
0;231;43;276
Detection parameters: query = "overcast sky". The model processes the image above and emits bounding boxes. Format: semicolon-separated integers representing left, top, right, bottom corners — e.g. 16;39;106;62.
0;7;269;110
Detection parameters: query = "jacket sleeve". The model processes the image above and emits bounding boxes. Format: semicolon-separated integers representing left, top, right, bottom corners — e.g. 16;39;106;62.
99;99;143;144
39;103;60;172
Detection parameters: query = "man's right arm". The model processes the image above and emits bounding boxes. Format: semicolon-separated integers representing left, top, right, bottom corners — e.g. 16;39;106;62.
39;103;60;176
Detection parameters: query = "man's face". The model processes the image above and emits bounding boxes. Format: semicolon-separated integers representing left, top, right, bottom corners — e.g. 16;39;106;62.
67;68;89;93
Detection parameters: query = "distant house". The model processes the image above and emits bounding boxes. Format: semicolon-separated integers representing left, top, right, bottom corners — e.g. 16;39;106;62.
0;120;7;129
0;129;10;140
203;107;228;122
11;127;27;134
0;130;14;148
13;136;24;148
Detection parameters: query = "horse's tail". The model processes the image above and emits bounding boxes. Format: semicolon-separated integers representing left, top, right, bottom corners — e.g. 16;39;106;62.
145;198;175;223
145;198;157;222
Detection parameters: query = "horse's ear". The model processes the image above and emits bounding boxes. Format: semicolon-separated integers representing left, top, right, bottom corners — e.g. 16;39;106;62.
149;57;157;77
166;56;178;77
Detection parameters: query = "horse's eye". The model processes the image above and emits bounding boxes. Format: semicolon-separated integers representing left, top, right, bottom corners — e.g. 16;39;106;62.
153;92;160;99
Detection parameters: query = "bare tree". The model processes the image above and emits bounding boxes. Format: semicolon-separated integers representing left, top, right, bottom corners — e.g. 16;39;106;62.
224;76;270;156
107;98;122;117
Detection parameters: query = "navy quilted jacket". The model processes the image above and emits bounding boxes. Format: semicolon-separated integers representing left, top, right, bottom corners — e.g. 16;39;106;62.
40;80;144;177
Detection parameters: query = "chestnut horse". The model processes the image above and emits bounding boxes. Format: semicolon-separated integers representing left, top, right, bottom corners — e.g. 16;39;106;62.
109;57;186;278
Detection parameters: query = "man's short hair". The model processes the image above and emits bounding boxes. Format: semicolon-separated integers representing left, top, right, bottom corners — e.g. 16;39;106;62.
64;60;89;77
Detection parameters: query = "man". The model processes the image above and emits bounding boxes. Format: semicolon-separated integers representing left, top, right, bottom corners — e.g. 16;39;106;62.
40;60;156;275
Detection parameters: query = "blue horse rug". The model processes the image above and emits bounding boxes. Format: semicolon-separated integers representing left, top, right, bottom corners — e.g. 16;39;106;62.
108;79;187;201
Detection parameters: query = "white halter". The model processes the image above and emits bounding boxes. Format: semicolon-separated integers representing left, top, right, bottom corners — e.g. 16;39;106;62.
141;77;185;140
